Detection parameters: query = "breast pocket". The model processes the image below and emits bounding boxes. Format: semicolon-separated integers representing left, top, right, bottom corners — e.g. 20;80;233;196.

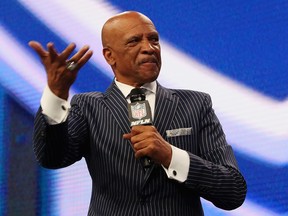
166;127;197;154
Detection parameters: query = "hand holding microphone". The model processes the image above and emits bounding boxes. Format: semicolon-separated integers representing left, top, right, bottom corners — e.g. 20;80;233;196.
124;88;172;169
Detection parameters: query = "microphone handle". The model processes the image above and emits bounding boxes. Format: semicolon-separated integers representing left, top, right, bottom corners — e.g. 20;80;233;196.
139;122;153;168
141;156;153;168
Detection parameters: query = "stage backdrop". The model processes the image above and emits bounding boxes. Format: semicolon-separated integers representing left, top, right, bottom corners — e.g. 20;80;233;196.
0;0;287;215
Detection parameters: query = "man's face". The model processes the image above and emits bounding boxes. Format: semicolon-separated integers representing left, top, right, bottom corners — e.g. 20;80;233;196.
107;15;161;87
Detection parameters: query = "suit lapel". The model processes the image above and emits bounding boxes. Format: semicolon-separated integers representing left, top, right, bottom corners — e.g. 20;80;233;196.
103;82;148;179
103;82;131;134
153;84;179;138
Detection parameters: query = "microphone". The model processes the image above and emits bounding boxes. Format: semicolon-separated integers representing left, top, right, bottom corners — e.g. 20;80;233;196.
127;88;153;168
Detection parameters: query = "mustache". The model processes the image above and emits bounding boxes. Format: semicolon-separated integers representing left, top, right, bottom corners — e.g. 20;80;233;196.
139;57;158;64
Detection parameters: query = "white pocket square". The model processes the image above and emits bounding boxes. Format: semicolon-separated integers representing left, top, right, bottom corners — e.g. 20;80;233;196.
166;127;192;137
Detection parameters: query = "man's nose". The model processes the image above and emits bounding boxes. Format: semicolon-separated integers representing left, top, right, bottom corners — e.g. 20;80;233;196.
141;40;155;53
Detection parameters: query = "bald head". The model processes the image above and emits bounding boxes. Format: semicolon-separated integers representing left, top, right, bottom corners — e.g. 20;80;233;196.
101;11;155;48
101;11;161;87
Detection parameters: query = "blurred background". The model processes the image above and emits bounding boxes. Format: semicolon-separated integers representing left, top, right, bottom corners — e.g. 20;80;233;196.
0;0;288;215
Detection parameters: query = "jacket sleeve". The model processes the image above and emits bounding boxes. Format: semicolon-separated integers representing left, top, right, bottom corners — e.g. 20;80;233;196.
33;101;89;169
184;94;247;210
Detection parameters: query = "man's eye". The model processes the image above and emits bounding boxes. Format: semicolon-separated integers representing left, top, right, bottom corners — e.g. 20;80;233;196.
150;37;159;43
128;38;139;44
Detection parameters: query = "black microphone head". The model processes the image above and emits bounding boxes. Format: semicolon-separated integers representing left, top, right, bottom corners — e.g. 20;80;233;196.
130;88;146;102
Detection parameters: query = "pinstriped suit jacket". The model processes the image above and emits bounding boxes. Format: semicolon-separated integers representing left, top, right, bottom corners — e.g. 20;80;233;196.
33;82;246;216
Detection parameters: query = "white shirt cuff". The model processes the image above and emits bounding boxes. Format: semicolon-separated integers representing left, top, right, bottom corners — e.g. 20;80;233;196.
162;145;190;183
40;85;70;124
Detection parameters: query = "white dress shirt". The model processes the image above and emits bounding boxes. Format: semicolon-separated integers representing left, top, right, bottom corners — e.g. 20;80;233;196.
41;80;190;182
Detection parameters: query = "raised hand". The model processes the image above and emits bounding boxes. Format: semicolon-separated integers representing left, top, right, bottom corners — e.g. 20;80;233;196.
29;41;93;100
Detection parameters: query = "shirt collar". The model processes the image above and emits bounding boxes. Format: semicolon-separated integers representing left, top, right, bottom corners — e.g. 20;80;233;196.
114;78;157;98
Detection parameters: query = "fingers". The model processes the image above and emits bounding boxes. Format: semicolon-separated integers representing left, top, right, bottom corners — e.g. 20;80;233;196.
123;126;156;154
28;41;48;59
29;41;92;68
58;43;77;63
28;41;93;100
123;126;144;139
68;45;93;69
124;126;172;167
47;42;60;62
123;126;154;142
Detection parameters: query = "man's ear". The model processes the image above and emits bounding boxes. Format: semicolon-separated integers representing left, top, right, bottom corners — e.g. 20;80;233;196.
103;47;115;66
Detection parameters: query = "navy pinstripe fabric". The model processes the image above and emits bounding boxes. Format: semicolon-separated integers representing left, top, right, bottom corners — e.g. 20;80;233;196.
33;82;246;215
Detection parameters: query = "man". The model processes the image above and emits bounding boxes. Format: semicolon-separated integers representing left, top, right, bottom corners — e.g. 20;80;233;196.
30;11;247;215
